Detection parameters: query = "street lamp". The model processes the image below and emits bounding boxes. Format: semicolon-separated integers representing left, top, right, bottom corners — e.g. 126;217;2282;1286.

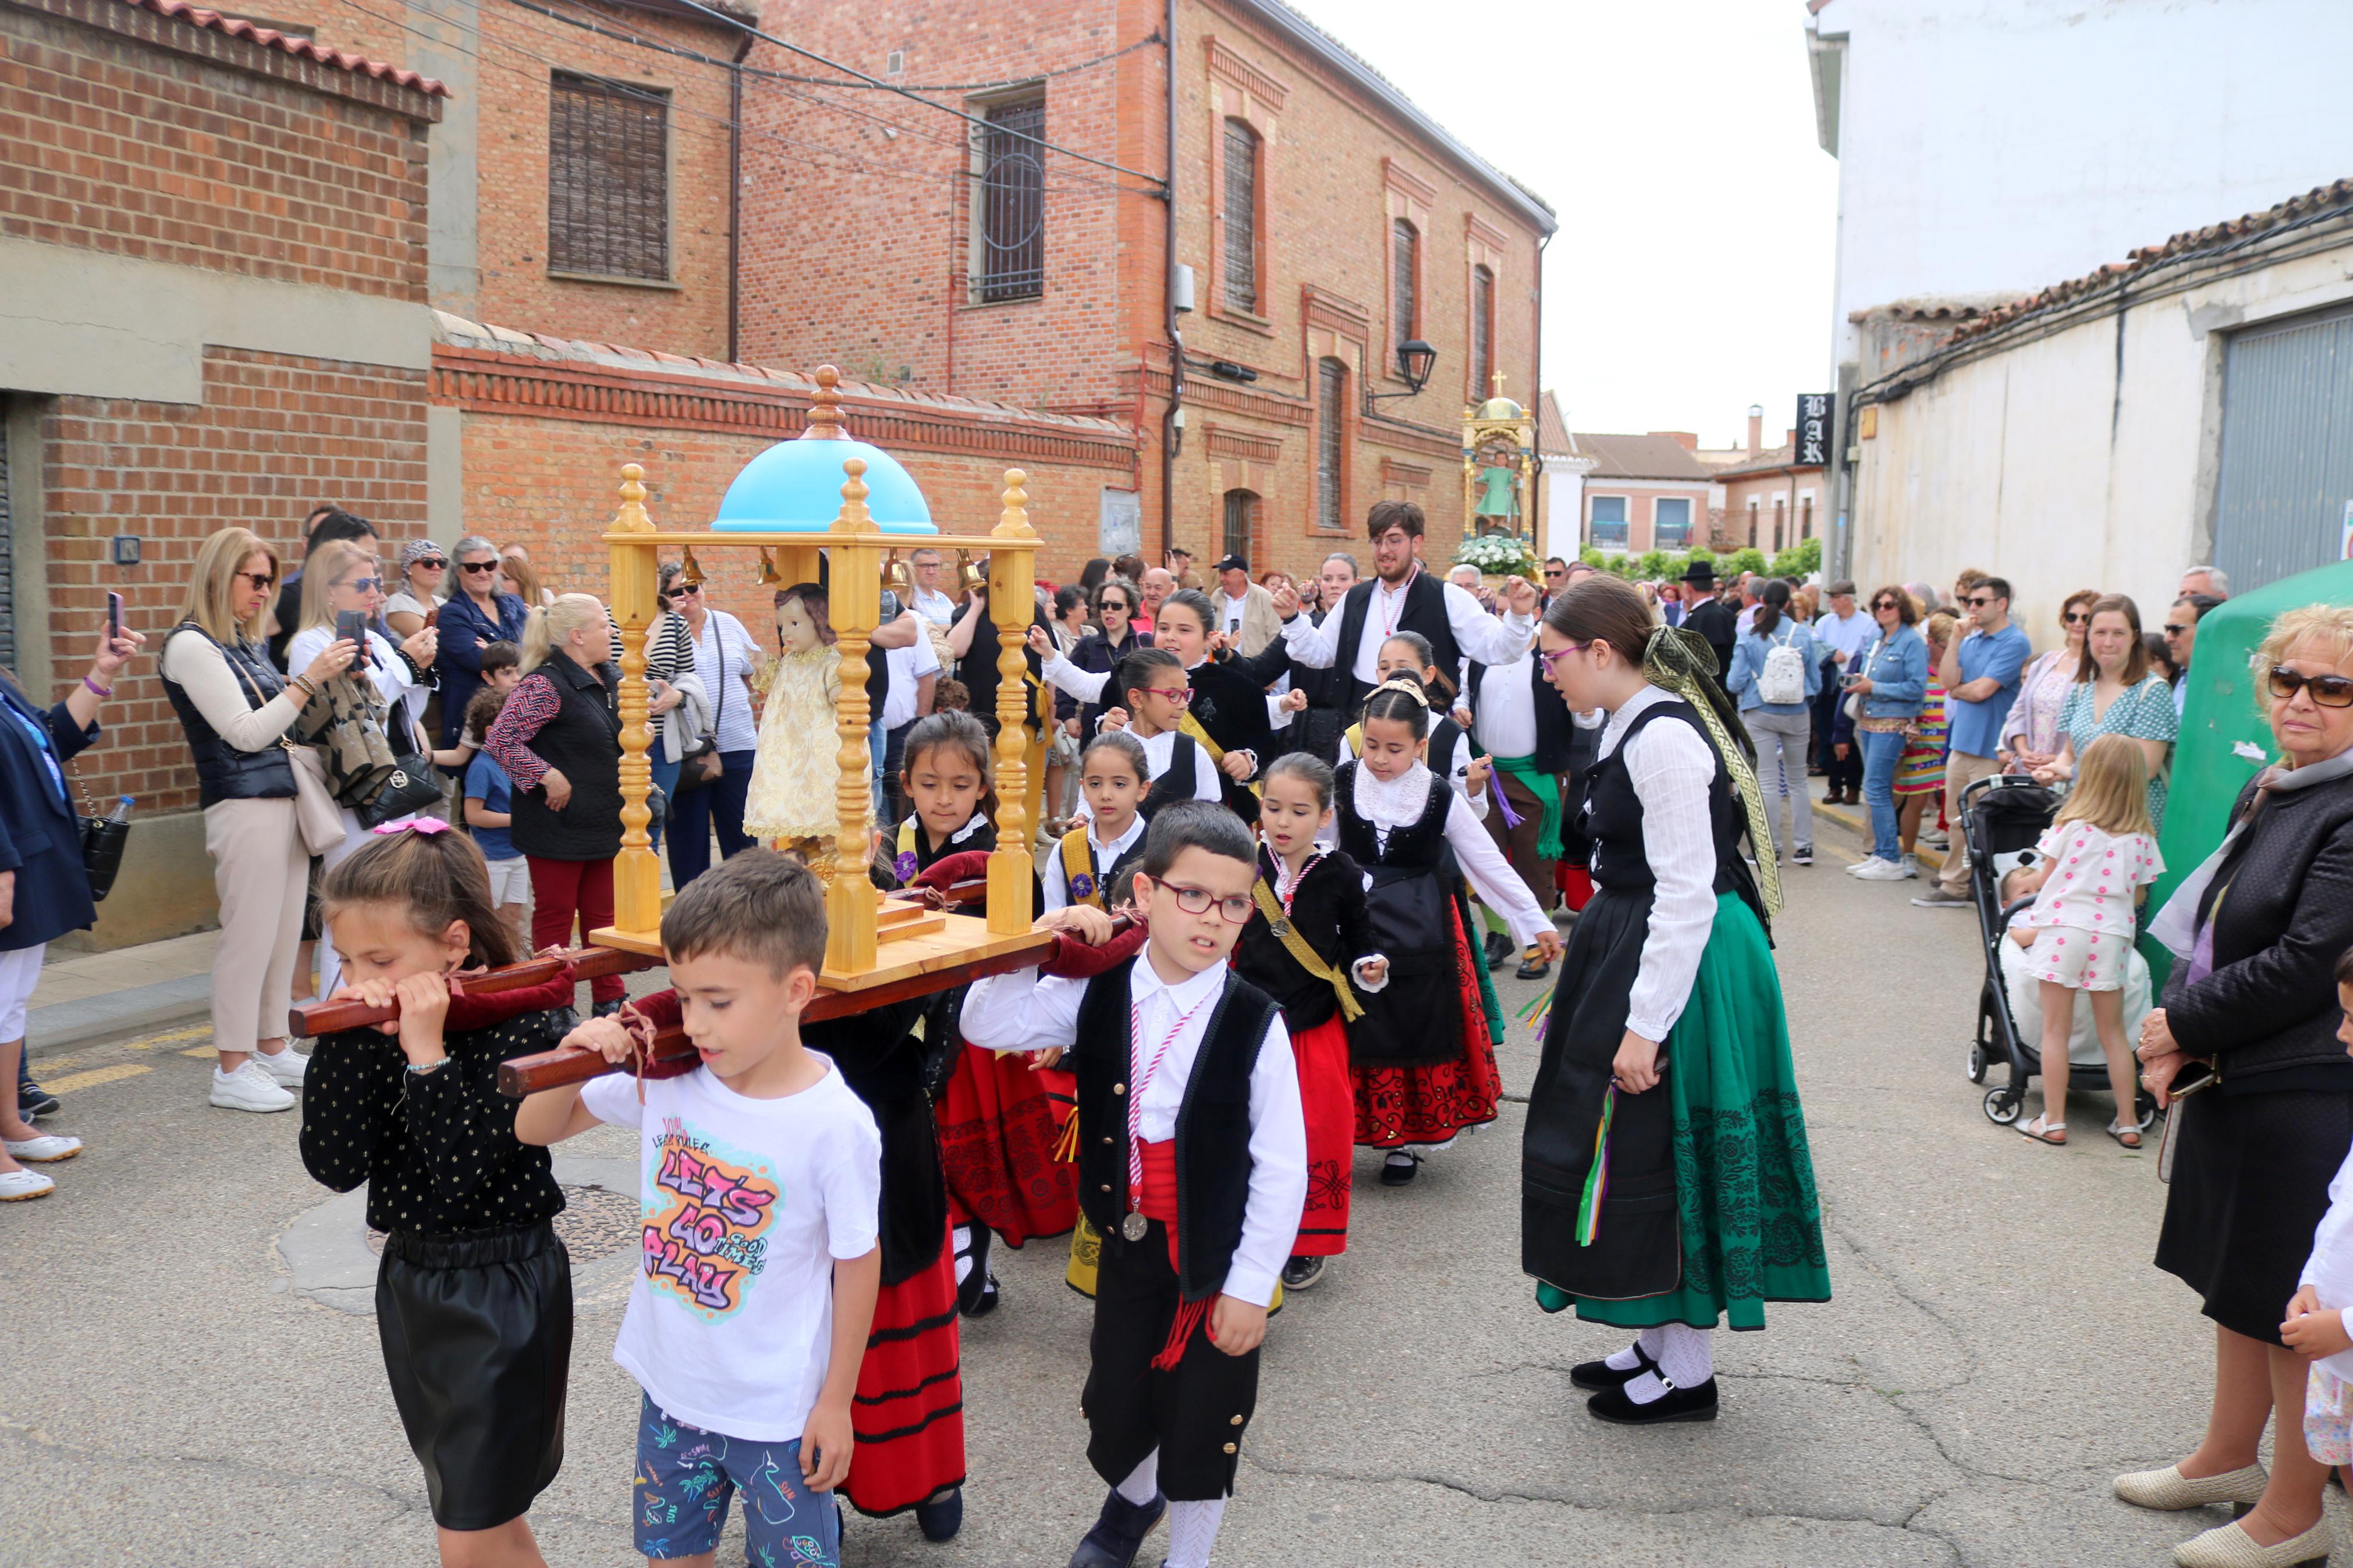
1367;339;1438;410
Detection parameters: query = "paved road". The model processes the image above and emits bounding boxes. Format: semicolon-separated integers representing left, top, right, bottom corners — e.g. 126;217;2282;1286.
1;815;2324;1566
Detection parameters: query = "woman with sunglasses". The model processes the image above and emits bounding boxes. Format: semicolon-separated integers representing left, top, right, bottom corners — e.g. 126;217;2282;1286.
2031;594;2177;829
434;535;529;749
667;567;765;886
2000;589;2098;777
1843;587;1930;881
382;540;447;641
2119;604;2353;1568
1057;577;1151;742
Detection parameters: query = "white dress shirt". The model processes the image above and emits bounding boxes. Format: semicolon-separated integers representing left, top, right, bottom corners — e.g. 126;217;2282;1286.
1333;763;1550;948
879;634;941;730
960;953;1307;1307
1597;684;1723;1044
1471;653;1539;759
911;586;958;627
1073;726;1222;820
1042;810;1147;909
285;623;429;737
1280;569;1535;687
689;610;763;753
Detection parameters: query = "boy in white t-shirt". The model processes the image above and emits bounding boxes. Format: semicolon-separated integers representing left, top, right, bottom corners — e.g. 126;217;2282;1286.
517;851;881;1568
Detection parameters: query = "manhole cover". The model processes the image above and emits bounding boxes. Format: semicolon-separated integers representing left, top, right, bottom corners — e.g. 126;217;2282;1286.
361;1186;640;1263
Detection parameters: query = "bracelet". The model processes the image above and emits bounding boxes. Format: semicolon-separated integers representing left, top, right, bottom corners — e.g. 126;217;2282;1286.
404;1057;448;1076
81;675;112;698
289;675;318;699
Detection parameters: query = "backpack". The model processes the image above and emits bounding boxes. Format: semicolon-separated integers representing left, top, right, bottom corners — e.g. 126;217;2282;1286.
1756;627;1808;706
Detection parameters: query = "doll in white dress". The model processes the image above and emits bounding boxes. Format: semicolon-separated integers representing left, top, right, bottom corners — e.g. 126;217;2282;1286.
744;582;866;858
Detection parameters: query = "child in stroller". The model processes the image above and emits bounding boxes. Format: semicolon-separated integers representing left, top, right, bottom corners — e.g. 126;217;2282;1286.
1961;773;2159;1136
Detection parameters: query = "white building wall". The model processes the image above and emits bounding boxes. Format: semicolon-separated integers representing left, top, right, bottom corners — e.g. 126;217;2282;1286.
1811;0;2353;369
1850;235;2353;648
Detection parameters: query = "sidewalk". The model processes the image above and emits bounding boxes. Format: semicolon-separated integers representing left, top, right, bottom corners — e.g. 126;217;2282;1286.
27;929;219;1056
1811;793;1951;872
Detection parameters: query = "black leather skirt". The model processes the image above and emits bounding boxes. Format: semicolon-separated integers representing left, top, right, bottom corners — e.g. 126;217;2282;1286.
377;1221;573;1531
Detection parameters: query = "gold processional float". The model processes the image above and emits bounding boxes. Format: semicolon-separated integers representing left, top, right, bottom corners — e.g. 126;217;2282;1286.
292;367;1062;1086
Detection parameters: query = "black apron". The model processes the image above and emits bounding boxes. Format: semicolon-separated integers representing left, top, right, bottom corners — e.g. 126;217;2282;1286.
1333;761;1472;1068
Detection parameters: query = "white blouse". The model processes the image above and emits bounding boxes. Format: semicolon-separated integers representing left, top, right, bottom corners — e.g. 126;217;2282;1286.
285;623;430;737
1339;762;1550;950
2302;1146;2353;1383
1340;723;1487;820
1599;684;1723;1044
1042;811;1147;909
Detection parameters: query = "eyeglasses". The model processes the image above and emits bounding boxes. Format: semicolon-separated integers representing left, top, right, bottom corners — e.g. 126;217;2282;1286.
1137;686;1192;705
1147;876;1254;924
459;560;499;574
2269;666;2353;708
234;570;276;591
1539;643;1587;669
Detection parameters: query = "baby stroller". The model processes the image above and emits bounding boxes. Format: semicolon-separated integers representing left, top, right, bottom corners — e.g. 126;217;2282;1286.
1961;775;2159;1131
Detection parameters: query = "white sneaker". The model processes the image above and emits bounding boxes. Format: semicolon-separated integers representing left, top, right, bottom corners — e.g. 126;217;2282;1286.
2;1134;80;1162
1846;856;1889;877
210;1061;297;1114
1898;854;1922;879
0;1168;54;1200
1852;858;1912;881
253;1047;308;1087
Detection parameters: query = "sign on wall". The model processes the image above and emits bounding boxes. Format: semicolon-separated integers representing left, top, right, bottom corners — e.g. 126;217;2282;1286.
1099;488;1141;557
1795;393;1832;467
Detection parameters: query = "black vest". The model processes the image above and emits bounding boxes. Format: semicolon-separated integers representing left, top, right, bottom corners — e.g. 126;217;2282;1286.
509;657;624;862
1467;657;1574;774
1138;732;1202;821
1330;570;1460;712
161;624;297;806
1578;699;1765;931
1073;962;1277;1303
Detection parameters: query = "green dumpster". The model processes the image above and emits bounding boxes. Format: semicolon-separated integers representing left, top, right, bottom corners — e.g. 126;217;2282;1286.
2142;560;2353;989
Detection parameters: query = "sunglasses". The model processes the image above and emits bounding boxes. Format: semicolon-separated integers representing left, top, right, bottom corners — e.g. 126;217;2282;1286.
1147;876;1254;925
234;570;276;591
673;581;703;596
2269;666;2353;708
2163;622;2191;637
1544;567;1567;578
459;560;500;574
1873;599;1901;611
412;557;447;571
1965;594;1998;607
341;577;383;593
2064;611;2092;625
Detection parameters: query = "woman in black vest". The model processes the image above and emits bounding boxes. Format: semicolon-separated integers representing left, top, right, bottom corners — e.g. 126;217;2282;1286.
162;527;359;1114
1522;574;1828;1427
2118;605;2353;1566
483;594;625;1015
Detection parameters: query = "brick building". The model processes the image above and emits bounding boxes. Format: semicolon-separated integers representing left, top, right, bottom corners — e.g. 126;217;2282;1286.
1712;409;1823;556
736;0;1556;579
1567;431;1721;557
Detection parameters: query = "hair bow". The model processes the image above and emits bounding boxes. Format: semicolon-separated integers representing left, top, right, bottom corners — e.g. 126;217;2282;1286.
371;817;450;836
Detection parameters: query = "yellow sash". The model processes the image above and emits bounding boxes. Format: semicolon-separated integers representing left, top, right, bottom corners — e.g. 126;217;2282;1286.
1059;826;1107;909
1251;877;1365;1023
1177;710;1225;763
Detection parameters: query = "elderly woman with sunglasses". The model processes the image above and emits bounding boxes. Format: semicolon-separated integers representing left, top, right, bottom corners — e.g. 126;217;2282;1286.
1999;588;2098;776
434;535;530;748
2030;593;2178;830
1842;586;1930;881
2118;605;2353;1568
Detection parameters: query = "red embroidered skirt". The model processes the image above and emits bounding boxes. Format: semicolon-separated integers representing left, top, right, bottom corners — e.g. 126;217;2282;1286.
1350;902;1502;1149
937;1042;1078;1246
1290;1012;1354;1256
842;1227;965;1517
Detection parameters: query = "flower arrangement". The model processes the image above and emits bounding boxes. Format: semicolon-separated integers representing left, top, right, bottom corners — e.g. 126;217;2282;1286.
1453;533;1539;578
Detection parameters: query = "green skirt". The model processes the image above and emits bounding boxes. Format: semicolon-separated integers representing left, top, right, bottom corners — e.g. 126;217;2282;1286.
1536;892;1830;1331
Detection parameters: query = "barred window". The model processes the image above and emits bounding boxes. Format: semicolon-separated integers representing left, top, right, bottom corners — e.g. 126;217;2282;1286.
1316;357;1348;532
978;98;1046;302
547;72;669;282
1222;119;1258;312
1390;219;1418;349
1222;489;1258;562
1470;264;1493;399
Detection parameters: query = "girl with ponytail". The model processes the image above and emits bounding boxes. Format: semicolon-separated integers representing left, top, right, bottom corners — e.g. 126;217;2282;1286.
1520;572;1829;1427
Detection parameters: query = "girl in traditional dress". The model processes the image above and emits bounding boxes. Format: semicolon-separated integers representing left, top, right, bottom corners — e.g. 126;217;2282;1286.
1522;573;1830;1426
1336;676;1557;1186
1340;631;1489;811
887;711;1066;1315
744;583;865;851
1240;752;1388;1290
1046;730;1150;912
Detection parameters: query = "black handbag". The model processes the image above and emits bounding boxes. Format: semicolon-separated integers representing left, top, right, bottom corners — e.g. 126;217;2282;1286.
70;762;130;904
357;730;447;828
673;631;725;794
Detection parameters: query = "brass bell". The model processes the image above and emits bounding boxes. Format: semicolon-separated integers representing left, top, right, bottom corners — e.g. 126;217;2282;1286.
680;545;706;586
757;546;783;585
882;548;911;594
957;547;983;593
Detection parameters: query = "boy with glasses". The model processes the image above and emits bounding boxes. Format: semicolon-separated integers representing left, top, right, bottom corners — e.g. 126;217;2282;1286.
960;803;1307;1568
1915;576;2030;909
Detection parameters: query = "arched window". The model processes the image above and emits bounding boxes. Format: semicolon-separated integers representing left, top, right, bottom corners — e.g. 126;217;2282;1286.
1390;219;1418;350
1316;357;1348;533
1222;489;1258;563
1222;119;1258;312
1470;264;1493;399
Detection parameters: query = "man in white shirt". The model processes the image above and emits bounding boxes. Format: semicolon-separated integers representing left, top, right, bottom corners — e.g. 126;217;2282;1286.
908;549;958;627
1209;553;1282;657
1810;579;1873;806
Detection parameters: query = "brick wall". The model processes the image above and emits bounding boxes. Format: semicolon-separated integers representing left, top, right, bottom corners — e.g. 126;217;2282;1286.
41;348;432;809
0;2;431;298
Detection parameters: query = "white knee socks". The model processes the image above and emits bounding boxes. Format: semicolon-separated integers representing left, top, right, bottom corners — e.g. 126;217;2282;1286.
1116;1451;1159;1505
1165;1499;1227;1568
1623;1323;1712;1404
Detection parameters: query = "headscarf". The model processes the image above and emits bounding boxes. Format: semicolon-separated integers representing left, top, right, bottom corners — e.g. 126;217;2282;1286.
1641;625;1782;920
399;538;448;574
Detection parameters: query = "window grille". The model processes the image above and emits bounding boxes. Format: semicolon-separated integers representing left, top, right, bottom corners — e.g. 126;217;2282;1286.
1470;264;1493;397
1222;119;1258;312
1316;358;1347;532
1390;220;1418;349
1222;490;1257;561
978;99;1046;302
547;72;670;281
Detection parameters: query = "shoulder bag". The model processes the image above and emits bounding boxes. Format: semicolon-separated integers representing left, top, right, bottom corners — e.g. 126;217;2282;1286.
222;642;343;855
674;623;725;794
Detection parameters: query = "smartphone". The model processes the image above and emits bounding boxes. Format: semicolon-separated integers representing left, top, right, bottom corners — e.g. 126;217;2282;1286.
1841;673;1864;689
424;605;440;630
336;609;372;664
106;591;122;643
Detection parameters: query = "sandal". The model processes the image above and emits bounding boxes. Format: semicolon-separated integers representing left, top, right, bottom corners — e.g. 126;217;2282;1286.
2017;1114;2067;1146
2106;1120;2143;1150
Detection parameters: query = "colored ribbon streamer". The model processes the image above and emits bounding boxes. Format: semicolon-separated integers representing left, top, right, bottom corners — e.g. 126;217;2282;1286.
1489;753;1564;862
1576;1085;1615;1247
1486;766;1524;830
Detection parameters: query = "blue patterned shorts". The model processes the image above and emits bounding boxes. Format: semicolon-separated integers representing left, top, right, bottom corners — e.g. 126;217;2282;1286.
633;1394;840;1566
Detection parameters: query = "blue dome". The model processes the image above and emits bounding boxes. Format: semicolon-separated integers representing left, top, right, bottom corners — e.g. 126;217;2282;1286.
711;437;936;535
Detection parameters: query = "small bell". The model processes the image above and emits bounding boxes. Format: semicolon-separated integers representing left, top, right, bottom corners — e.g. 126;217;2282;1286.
882;549;910;594
757;546;782;585
680;545;706;586
957;548;983;593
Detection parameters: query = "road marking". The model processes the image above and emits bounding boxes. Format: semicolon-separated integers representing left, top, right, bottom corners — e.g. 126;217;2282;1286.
181;1047;219;1059
48;1063;151;1094
120;1025;214;1051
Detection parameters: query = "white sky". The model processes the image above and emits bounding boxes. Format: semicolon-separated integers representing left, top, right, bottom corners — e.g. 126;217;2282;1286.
1282;0;1839;450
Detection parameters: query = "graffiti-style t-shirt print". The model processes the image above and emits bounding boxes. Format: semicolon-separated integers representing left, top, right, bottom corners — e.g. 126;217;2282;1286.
643;1121;780;1318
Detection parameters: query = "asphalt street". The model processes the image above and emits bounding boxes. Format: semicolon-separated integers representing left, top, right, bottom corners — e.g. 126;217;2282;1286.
2;812;2319;1566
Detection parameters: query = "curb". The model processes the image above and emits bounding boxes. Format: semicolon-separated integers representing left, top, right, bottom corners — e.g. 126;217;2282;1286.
27;974;214;1056
1810;795;1950;872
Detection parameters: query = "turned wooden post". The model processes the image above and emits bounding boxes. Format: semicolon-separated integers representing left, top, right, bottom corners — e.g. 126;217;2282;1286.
825;457;881;973
608;463;661;936
985;468;1038;934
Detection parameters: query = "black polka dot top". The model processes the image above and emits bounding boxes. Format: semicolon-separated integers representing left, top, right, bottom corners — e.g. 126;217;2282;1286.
297;1015;567;1238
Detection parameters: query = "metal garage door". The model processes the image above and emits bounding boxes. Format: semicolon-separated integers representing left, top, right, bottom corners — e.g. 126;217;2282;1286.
2214;302;2353;592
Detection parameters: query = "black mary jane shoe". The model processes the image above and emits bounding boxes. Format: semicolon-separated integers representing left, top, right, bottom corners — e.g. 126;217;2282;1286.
955;1228;999;1318
1483;931;1513;971
1570;1343;1658;1392
1379;1151;1419;1186
1280;1254;1327;1291
1516;953;1552;982
915;1485;964;1542
1586;1374;1719;1425
1067;1486;1167;1568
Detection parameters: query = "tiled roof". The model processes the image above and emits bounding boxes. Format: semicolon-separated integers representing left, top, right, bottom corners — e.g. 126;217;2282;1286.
1713;442;1819;479
1569;432;1716;483
124;0;449;94
1537;390;1572;453
1880;177;2353;344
